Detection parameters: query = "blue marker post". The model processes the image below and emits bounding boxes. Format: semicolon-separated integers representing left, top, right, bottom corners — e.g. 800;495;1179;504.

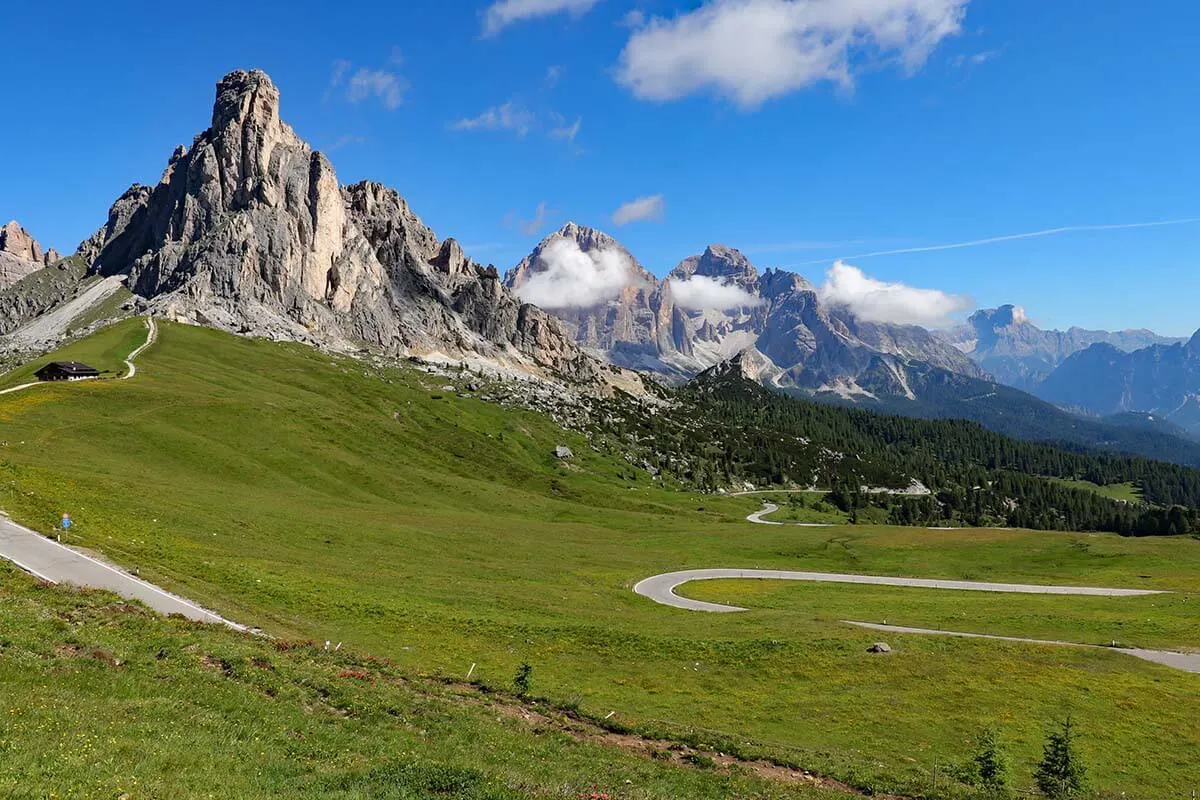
60;512;72;542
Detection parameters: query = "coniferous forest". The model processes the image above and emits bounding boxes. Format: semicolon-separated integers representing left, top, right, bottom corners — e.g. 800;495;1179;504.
594;368;1200;537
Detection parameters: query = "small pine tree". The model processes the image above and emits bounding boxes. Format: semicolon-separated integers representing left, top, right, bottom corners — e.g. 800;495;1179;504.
971;728;1009;797
1035;717;1086;798
512;662;533;697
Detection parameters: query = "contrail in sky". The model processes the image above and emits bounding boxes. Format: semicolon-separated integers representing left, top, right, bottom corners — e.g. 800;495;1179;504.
792;217;1200;266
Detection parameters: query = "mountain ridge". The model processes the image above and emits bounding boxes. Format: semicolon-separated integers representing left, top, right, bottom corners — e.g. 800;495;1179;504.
504;222;985;397
947;303;1184;390
59;69;628;390
1036;332;1200;433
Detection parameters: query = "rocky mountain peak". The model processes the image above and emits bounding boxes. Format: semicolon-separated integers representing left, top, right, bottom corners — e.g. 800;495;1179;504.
670;244;759;285
212;69;281;133
695;348;779;386
71;68;608;387
970;304;1028;332
553;221;626;254
759;267;814;296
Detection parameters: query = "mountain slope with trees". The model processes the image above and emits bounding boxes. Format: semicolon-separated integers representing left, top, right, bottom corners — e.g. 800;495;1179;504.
592;355;1200;535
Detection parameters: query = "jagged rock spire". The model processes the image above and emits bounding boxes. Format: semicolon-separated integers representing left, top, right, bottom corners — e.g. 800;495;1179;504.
72;69;603;385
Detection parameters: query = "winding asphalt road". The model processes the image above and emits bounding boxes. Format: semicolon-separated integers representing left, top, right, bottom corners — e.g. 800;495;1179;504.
0;514;241;627
633;568;1164;613
746;502;832;527
633;569;1198;673
845;621;1200;674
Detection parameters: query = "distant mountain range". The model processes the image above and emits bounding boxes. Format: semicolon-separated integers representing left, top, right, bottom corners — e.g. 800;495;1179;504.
941;306;1200;434
1036;333;1200;433
4;67;1200;464
946;304;1183;390
504;223;983;395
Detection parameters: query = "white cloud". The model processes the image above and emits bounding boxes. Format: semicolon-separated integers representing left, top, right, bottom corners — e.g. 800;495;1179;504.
451;102;538;136
347;68;406;110
328;60;405;109
669;275;763;311
549;114;583;142
611;194;665;226
817;260;971;327
327;134;367;151
615;0;969;108
951;48;999;68
513;238;638;308
323;60;351;103
483;0;603;36
545;65;564;87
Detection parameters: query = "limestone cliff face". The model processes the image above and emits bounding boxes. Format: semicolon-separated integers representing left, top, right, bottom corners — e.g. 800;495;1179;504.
78;70;599;383
0;221;59;290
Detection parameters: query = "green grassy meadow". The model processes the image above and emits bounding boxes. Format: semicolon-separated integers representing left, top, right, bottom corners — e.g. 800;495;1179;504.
1049;478;1144;504
0;316;145;389
1;321;1198;797
0;563;838;800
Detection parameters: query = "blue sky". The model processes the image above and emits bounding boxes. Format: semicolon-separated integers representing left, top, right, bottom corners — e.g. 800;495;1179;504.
3;0;1199;334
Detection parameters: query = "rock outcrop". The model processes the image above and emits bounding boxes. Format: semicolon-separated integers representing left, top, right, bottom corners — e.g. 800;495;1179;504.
76;69;603;384
0;221;59;290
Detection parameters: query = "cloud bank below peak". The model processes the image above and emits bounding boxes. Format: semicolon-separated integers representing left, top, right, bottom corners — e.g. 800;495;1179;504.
513;238;640;309
818;260;972;327
669;275;762;311
615;0;969;107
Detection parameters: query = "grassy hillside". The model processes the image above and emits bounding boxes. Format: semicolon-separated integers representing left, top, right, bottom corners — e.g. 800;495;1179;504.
0;316;145;389
1;321;1198;797
0;564;836;800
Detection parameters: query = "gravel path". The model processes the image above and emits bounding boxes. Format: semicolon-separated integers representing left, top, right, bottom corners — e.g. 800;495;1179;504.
0;316;154;396
122;317;157;379
633;568;1165;613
